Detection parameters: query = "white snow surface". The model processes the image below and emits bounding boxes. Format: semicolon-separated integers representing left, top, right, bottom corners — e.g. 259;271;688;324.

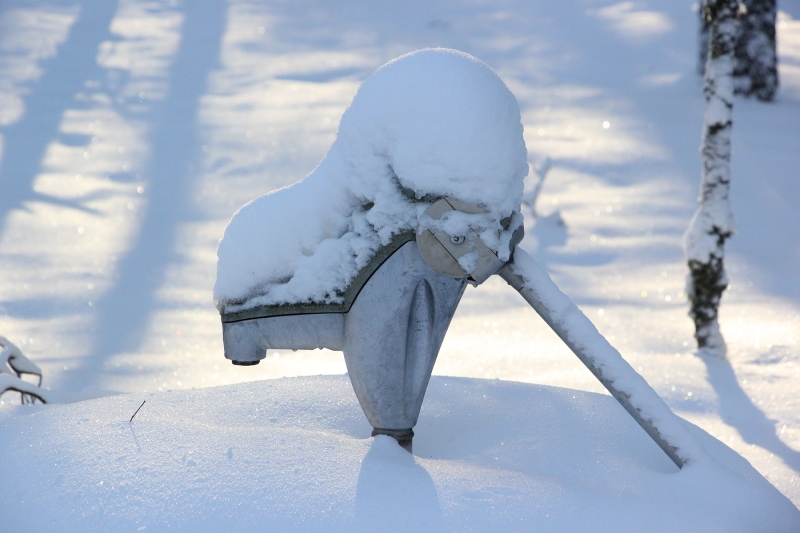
214;49;527;311
2;0;800;526
1;375;798;533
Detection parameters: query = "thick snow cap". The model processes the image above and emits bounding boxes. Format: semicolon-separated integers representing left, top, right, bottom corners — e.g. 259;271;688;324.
214;48;528;312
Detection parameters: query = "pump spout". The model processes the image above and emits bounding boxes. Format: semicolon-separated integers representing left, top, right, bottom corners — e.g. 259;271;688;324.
222;314;345;366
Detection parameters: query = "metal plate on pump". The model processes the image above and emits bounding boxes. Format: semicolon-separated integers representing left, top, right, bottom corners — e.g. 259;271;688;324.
416;197;513;285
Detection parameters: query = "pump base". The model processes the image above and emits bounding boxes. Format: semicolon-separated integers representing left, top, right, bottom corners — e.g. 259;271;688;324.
372;427;414;453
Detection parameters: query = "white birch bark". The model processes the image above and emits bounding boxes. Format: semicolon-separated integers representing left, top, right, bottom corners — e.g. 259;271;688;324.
684;0;738;358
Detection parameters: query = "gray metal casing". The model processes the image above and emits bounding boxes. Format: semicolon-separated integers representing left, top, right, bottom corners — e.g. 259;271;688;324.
221;241;466;431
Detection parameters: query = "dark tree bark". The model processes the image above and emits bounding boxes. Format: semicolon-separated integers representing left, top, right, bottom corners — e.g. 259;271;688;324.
685;0;738;358
699;0;778;101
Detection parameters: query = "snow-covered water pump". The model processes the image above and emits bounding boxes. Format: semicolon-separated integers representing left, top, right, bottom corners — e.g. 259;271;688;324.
214;48;702;466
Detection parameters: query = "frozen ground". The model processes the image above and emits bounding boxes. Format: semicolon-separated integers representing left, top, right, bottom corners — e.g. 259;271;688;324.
0;0;799;519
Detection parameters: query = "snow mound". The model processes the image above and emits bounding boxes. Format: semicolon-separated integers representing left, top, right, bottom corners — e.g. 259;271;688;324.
214;49;528;313
1;376;797;532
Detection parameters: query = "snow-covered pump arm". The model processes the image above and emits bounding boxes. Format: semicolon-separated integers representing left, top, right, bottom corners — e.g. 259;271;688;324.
416;198;703;469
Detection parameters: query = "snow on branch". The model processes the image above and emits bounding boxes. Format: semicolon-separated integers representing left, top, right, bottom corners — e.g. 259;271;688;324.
521;156;551;218
1;336;50;404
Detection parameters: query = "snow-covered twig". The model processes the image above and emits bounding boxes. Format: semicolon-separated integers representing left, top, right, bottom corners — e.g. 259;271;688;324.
0;336;50;404
521;157;552;218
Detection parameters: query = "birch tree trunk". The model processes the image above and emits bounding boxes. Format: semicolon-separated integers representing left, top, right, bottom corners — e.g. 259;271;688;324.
684;0;738;358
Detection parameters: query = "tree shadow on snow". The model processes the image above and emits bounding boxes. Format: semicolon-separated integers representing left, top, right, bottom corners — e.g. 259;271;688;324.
700;354;800;475
63;0;229;391
0;0;119;229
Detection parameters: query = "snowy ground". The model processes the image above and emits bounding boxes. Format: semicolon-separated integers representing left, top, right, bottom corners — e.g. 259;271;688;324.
2;376;799;532
1;0;799;518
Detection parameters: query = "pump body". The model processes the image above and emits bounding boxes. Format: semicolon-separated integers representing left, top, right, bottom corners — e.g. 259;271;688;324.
221;237;465;451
